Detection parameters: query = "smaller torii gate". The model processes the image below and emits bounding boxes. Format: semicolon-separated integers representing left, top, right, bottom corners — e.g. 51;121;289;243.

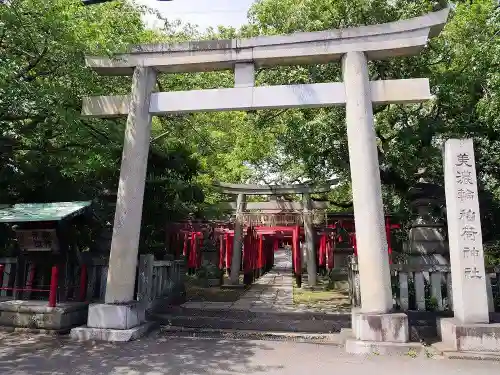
215;180;336;286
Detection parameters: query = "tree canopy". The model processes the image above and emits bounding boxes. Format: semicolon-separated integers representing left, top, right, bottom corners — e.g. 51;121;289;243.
1;0;499;257
0;0;202;249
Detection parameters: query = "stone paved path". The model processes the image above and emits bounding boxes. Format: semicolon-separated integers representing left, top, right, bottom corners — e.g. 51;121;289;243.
0;332;498;375
231;248;294;311
181;249;349;315
181;249;295;313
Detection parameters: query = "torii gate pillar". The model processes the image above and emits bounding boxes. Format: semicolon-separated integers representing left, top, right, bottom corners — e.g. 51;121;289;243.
342;52;411;351
72;67;156;341
230;193;246;284
302;193;317;286
342;51;393;313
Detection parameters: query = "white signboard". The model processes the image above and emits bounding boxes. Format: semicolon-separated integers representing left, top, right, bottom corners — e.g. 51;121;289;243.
444;139;489;323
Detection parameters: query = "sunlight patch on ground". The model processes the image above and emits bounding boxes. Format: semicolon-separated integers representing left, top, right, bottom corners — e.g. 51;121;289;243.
292;274;351;312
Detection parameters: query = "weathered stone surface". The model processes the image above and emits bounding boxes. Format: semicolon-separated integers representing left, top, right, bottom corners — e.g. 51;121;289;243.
230;193;246;285
160;325;347;344
345;339;429;356
409;227;447;242
343;51;393;314
234;63;255;88
86;9;450;75
438;318;500;352
105;66;156;304
70;322;156;342
352;310;409;343
444;139;490;324
215;181;335;195
302;194;317;286
137;253;154;307
0;300;87;313
87;302;145;330
0;301;88;330
83;80;433;118
155;314;348;333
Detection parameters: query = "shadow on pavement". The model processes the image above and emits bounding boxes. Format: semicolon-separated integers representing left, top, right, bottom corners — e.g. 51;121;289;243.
0;331;283;375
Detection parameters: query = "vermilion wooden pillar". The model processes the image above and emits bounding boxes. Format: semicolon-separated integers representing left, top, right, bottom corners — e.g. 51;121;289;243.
258;234;264;277
350;233;357;257
326;234;334;270
293;225;302;288
251;231;256;281
225;233;233;274
319;233;327;268
188;232;197;274
196;233;203;269
182;233;188;257
219;234;225;270
243;228;253;285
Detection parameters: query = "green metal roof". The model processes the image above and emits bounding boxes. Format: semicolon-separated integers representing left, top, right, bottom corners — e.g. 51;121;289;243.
0;201;92;223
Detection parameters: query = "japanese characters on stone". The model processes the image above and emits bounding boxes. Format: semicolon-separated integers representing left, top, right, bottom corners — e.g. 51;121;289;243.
454;149;483;280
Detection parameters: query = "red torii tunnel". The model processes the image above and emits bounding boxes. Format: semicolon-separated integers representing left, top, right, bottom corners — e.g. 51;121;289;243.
165;216;400;288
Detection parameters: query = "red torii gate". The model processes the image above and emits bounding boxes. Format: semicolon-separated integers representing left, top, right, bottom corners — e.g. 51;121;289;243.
254;226;303;286
166;215;401;287
215;225;278;285
317;216;401;269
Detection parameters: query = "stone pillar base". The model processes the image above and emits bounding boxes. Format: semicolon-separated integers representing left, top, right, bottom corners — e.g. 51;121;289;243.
346;310;415;355
70;302;154;342
351;310;409;343
438;317;500;352
345;339;427;356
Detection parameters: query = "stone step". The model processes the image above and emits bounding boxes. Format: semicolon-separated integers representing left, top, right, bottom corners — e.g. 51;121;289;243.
441;351;500;361
345;339;435;357
152;306;352;322
152;313;350;333
158;325;350;344
432;341;500;361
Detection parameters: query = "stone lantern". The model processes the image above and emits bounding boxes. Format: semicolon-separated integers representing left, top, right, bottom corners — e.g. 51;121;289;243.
406;168;449;265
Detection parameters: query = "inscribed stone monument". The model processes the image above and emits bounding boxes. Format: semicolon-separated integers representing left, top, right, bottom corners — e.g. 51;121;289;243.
443;139;489;324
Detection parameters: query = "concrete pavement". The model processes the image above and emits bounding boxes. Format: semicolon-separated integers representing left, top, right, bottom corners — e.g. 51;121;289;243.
0;332;498;375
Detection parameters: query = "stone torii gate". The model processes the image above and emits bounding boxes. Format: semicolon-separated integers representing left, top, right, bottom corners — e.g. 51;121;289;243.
215;180;336;286
76;8;450;346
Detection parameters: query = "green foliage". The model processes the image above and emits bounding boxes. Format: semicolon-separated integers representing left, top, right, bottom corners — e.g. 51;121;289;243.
244;0;498;188
426;296;439;312
0;0;202;249
241;0;500;251
2;0;500;259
